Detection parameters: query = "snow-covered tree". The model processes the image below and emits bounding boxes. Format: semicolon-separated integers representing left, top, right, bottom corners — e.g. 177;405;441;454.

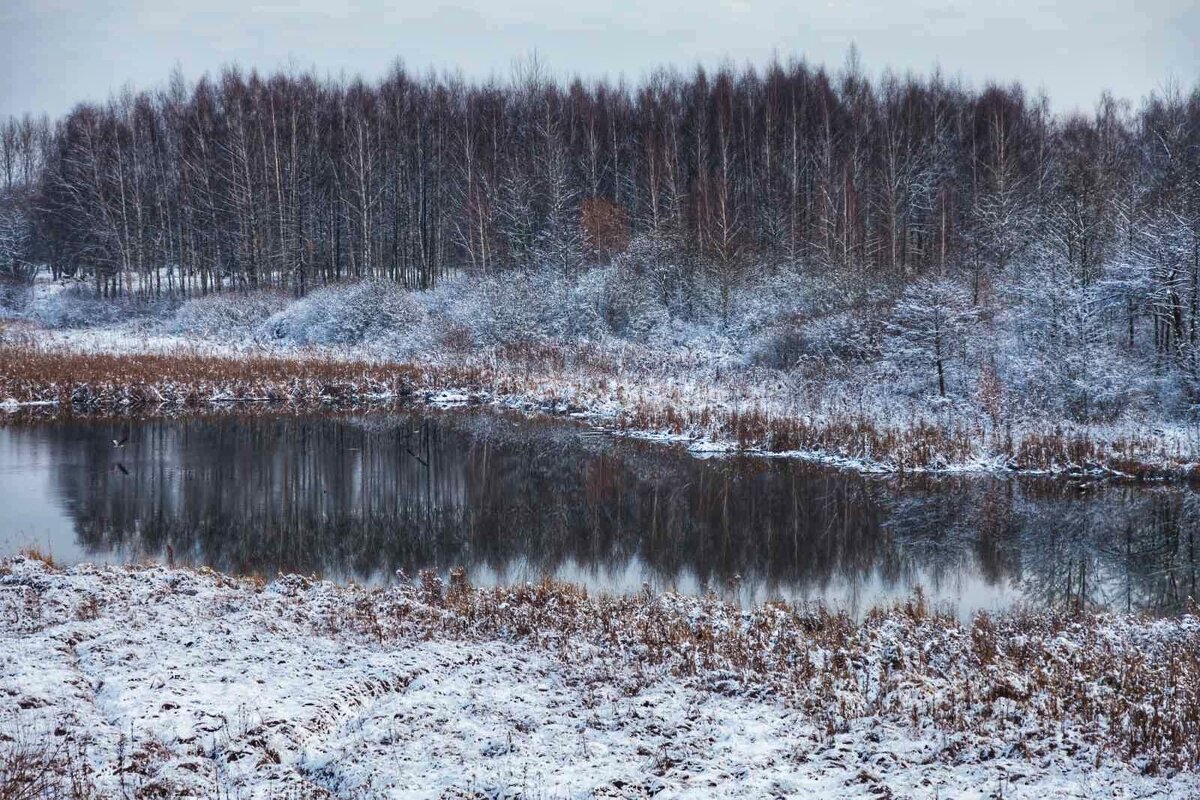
886;279;978;398
0;199;34;281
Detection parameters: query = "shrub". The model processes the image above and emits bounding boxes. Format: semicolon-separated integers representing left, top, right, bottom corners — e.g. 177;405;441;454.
27;283;149;329
170;289;291;340
746;313;808;369
802;308;882;363
0;276;30;318
560;267;609;341
470;274;557;345
258;280;424;346
611;236;708;323
598;265;670;339
430;271;582;347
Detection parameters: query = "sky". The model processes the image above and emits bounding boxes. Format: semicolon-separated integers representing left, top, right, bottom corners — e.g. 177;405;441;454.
2;0;1198;119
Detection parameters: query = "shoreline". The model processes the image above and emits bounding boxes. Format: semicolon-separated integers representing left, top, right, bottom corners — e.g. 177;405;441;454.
3;330;1200;484
2;554;1198;797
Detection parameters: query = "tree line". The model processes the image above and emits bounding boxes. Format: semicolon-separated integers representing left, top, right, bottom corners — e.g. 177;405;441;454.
1;56;1198;360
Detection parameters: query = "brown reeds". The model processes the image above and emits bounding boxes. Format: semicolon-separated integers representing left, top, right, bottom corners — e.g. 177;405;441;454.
0;342;477;410
11;556;1199;776
302;570;1200;773
1;338;1195;480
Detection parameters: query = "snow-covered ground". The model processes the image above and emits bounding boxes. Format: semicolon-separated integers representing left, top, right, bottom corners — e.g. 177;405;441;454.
2;555;1196;798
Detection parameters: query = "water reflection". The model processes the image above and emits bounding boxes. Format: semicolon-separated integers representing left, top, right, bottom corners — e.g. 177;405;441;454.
0;411;1197;617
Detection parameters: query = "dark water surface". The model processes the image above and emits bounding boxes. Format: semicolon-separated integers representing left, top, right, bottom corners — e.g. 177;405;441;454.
1;410;1197;617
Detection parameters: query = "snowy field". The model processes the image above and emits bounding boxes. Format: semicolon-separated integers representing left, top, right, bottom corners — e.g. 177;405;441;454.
2;555;1197;798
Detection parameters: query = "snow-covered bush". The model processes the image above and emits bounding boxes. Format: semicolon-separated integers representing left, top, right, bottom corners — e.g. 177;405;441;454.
597;265;670;340
27;283;150;329
722;270;808;341
170;289;291;340
419;269;613;348
611;237;710;323
0;277;30;318
427;273;547;347
993;272;1163;423
564;269;609;338
749;305;884;371
746;314;806;369
258;280;424;346
802;309;883;363
473;272;568;345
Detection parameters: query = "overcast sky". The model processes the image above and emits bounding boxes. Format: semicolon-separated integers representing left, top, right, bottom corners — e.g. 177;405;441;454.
2;0;1197;119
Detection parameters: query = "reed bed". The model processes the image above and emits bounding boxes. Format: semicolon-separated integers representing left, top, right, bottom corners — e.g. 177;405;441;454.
0;342;474;409
1;338;1196;480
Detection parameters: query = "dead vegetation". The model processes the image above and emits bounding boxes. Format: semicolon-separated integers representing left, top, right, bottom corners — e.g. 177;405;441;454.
619;402;1194;479
4;556;1199;792
100;560;1193;778
16;548;58;570
0;735;342;800
0;341;462;409
2;337;1197;480
0;737;96;800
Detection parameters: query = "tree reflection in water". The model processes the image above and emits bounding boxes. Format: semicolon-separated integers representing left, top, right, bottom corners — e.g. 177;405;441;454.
2;411;1197;616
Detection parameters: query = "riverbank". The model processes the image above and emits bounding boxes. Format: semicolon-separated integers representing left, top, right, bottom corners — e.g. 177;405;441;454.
3;323;1200;480
1;554;1197;798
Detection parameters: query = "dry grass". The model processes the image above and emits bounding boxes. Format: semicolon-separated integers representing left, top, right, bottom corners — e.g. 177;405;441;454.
619;402;1187;479
0;342;482;410
0;735;339;800
6;556;1200;787
280;568;1200;775
16;548;58;570
1012;428;1185;479
1;338;1196;480
0;738;96;800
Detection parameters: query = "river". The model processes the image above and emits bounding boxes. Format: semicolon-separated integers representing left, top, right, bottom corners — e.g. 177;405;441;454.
1;409;1196;618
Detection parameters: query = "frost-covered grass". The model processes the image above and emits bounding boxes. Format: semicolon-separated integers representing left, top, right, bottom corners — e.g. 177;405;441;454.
1;554;1197;798
4;329;1200;480
7;266;1200;478
0;335;449;408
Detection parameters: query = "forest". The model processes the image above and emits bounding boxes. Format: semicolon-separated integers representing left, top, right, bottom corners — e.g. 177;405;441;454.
2;54;1200;428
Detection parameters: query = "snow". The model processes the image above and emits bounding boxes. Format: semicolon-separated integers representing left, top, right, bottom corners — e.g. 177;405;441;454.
8;320;1198;483
7;272;1200;480
427;389;474;407
2;556;1196;798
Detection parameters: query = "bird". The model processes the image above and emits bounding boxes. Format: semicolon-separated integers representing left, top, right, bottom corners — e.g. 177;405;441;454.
111;434;129;448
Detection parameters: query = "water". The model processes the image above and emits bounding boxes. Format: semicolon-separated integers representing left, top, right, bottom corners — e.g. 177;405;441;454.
1;410;1197;617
